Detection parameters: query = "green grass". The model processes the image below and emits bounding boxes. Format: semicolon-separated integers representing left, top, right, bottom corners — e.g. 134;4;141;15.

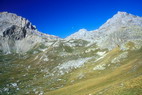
0;41;142;95
45;47;142;95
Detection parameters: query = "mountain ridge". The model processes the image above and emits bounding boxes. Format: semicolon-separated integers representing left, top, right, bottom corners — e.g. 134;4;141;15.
1;11;142;54
66;11;142;50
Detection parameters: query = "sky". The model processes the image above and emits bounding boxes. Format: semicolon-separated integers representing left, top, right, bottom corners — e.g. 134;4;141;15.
0;0;142;38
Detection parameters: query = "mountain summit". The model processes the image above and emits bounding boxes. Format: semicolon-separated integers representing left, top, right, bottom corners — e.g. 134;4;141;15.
99;11;142;30
0;12;59;54
97;11;142;49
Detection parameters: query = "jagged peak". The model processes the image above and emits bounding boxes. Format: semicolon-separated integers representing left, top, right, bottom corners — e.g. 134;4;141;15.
112;11;139;19
117;11;129;15
0;12;61;40
0;11;33;29
98;11;142;31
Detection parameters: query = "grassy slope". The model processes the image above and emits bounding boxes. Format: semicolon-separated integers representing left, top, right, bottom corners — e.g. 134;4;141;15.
46;47;142;95
0;41;142;95
0;41;100;94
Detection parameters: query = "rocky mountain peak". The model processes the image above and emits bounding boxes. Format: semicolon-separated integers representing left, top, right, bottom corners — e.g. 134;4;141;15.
0;12;38;37
96;11;142;49
98;11;142;31
0;12;60;54
112;11;141;23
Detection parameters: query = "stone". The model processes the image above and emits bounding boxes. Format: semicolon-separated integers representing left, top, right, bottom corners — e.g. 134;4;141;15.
0;12;60;54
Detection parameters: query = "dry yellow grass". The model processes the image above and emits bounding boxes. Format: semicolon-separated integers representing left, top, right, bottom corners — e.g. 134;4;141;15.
46;47;142;95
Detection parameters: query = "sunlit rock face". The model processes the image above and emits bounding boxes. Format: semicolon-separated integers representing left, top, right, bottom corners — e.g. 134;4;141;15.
66;29;98;41
97;11;142;50
0;12;60;54
66;11;142;50
65;29;101;46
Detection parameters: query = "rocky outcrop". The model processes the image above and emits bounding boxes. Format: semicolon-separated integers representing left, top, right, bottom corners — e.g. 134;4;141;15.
0;12;59;54
0;12;41;54
3;25;27;40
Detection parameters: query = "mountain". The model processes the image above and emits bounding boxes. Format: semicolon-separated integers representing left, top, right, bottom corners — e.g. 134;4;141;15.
0;11;142;95
97;11;142;49
0;12;60;54
66;11;142;50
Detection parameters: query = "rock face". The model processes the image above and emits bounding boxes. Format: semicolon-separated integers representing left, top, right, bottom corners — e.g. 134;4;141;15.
66;11;142;50
97;11;142;49
0;12;59;54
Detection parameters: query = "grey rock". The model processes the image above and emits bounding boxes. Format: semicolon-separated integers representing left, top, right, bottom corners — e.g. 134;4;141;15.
0;12;60;54
66;11;142;50
1;11;142;54
97;11;142;49
66;29;99;41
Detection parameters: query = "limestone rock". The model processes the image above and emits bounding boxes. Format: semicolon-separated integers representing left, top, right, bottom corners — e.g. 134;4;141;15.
97;11;142;49
0;12;59;54
66;11;142;50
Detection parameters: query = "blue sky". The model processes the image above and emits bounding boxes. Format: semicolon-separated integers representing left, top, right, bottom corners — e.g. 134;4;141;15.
1;0;142;38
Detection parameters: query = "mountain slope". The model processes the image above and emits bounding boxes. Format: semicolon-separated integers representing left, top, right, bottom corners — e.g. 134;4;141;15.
46;47;142;95
97;11;142;49
0;12;60;54
0;11;142;95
